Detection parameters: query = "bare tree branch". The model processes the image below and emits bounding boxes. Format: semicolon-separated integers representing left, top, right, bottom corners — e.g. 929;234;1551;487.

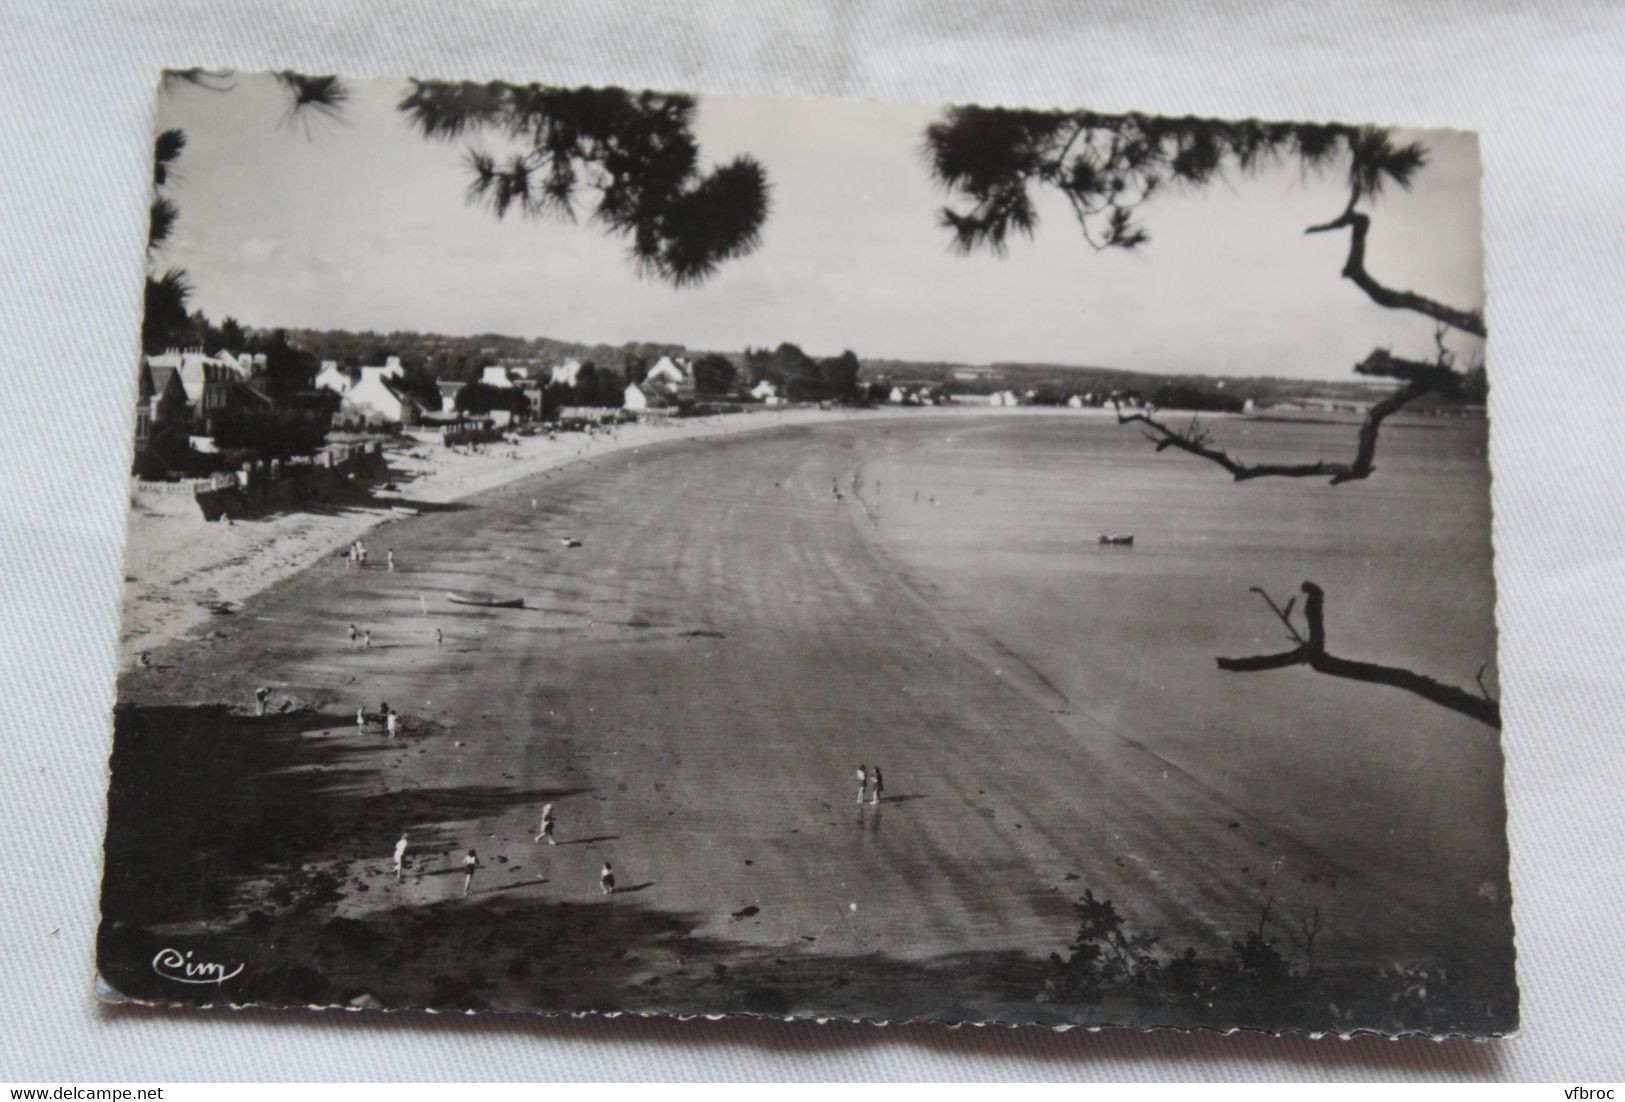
1305;209;1486;338
1114;339;1461;485
1217;582;1501;729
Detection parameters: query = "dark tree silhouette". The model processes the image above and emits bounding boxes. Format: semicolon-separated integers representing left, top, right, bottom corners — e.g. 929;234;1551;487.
691;353;737;396
1219;583;1499;728
398;81;770;287
923;106;1485;482
923;106;1495;726
1117;330;1462;485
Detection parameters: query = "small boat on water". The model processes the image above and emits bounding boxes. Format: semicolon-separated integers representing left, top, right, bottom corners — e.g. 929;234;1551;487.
1097;533;1135;546
446;591;525;609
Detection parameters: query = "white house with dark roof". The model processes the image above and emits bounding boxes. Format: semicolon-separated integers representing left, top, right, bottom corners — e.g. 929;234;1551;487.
344;364;424;425
314;360;356;396
143;347;263;428
644;356;689;392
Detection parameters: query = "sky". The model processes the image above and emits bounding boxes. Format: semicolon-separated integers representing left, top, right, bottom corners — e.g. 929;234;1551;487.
154;72;1485;380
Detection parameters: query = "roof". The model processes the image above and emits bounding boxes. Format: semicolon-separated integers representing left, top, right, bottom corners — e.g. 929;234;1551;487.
381;379;427;412
148;363;181;396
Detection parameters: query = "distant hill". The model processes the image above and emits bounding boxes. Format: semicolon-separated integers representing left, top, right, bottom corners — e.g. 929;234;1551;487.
862;357;1403;404
260;325;1427;406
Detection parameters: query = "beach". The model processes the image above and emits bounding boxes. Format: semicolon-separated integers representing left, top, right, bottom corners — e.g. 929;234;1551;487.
102;409;1513;1030
116;407;881;667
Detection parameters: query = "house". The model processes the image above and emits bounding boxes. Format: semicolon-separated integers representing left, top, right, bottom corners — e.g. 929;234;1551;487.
888;386;905;403
644;355;688;392
622;382;649;412
749;379;778;402
478;365;515;388
344;365;425;425
435;380;466;413
1066;394;1084;409
143;347;262;430
549;359;583;388
133;360;190;445
314;360;356;396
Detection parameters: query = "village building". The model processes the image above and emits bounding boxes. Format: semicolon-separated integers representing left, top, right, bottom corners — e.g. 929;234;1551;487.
141;347;269;433
549;359;584;388
477;364;545;419
435;380;465;413
343;362;425;426
313;360;355;396
749;379;779;402
640;355;692;399
133;359;190;445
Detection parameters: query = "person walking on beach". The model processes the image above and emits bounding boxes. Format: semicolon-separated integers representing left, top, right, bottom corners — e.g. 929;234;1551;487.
356;704;367;731
534;803;556;844
254;686;270;716
855;764;870;805
345;542;356;569
348;623;361;650
387;548;395;573
392;834;408;881
385;710;399;738
357;541;368;568
868;765;885;805
434;627;443;648
600;861;616;895
461;849;481;897
363;629;372;650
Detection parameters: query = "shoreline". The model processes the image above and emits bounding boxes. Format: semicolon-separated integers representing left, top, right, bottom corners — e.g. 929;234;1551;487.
113;403;1228;667
117;407;859;664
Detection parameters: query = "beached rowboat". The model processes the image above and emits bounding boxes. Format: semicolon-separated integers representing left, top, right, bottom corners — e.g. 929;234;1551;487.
446;591;525;609
1097;533;1135;546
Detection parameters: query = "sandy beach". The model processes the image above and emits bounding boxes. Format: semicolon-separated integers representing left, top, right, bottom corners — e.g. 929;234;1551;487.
117;408;881;666
102;410;1511;1031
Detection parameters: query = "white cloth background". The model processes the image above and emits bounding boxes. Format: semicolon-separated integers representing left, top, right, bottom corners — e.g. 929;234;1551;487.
2;0;1622;1082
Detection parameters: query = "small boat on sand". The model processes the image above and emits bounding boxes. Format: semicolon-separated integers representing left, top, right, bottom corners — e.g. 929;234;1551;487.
1097;533;1135;546
390;505;421;516
446;591;525;609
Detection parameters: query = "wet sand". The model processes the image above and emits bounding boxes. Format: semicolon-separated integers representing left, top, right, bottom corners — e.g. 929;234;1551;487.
102;411;1514;1031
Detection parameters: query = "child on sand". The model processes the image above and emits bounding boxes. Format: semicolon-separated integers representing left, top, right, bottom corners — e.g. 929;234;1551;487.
363;630;372;650
393;834;408;880
855;764;869;805
356;705;366;731
386;711;399;738
348;623;360;649
435;628;443;648
869;765;885;805
461;849;480;897
387;549;395;572
254;686;270;716
600;862;615;895
534;803;555;844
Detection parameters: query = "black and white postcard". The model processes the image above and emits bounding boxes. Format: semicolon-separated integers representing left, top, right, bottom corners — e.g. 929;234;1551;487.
101;69;1514;1036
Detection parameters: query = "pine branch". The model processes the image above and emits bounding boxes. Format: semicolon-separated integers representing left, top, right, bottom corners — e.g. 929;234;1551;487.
1114;341;1459;485
1305;210;1486;338
1216;582;1501;729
